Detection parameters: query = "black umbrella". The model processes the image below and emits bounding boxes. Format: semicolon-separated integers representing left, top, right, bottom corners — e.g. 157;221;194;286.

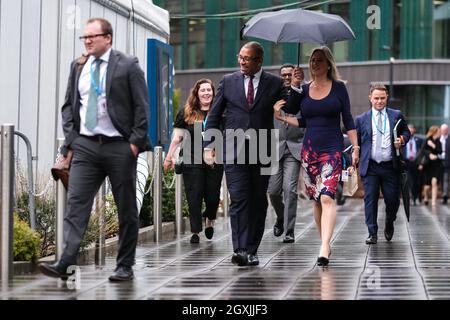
394;119;410;222
241;8;356;65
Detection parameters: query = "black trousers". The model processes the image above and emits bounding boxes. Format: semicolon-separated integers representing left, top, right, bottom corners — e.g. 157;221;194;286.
61;136;138;268
225;163;270;255
182;164;224;233
362;160;400;236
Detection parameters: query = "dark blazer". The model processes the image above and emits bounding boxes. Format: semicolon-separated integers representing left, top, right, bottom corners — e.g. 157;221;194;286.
273;115;304;161
445;136;450;169
61;49;151;152
402;135;424;163
355;108;411;177
204;70;284;161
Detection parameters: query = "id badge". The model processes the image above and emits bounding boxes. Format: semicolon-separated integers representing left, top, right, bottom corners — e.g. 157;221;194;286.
98;96;107;116
341;169;349;182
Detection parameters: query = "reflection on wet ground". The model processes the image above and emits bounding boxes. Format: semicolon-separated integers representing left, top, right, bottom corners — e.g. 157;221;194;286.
2;199;450;300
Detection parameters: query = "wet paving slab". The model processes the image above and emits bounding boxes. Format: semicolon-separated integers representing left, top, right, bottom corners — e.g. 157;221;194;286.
2;199;450;300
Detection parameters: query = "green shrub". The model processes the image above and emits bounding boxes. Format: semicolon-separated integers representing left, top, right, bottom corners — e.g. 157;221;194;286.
13;214;42;262
80;194;119;251
16;192;56;257
139;169;189;227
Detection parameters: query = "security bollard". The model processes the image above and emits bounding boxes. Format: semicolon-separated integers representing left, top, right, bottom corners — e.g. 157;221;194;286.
94;182;106;266
175;173;183;238
1;124;14;281
153;147;163;242
55;138;67;261
222;175;229;229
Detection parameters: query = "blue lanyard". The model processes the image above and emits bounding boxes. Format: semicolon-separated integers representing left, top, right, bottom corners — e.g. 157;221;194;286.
90;60;106;96
202;115;208;131
372;110;387;135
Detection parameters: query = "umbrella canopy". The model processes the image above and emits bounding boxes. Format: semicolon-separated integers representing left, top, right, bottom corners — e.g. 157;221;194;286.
242;8;355;44
242;8;356;65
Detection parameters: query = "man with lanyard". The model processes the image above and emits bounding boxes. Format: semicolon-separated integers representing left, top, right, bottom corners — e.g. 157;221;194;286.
355;83;410;245
39;18;150;281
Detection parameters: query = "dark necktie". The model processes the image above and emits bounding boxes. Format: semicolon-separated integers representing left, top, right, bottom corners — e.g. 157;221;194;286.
247;75;254;107
408;141;414;160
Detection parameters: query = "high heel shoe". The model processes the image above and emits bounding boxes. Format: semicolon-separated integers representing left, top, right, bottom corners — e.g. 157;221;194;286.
317;256;329;267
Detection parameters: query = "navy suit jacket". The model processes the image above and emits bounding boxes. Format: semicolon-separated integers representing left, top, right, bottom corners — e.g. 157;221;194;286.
355;108;411;177
204;70;284;162
402;135;424;163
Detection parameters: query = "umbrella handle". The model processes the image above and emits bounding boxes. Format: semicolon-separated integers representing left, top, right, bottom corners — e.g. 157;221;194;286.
297;43;300;67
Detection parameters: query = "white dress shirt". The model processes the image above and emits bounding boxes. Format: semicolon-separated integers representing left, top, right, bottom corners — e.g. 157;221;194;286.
244;68;262;99
439;135;447;160
371;107;392;162
78;48;122;137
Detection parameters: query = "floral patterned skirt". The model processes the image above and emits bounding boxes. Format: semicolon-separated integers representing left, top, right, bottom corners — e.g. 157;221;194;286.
301;149;342;202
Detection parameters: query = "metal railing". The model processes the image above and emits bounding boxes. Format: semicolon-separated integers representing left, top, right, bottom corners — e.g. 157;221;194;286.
153;146;163;242
1;124;14;281
2;129;230;282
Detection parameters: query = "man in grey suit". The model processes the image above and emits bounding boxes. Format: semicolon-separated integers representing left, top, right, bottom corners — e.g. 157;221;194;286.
268;64;304;243
39;18;150;281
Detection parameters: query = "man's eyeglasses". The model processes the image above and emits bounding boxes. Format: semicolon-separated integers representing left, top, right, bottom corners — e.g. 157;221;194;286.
236;55;257;62
79;33;108;42
281;73;293;78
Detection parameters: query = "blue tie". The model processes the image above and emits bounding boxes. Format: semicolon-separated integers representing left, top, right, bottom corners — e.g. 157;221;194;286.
375;112;383;162
86;59;102;130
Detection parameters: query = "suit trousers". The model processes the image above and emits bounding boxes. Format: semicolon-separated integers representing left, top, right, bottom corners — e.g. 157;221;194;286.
267;152;301;235
406;160;422;202
362;160;400;236
182;164;223;233
60;136;138;268
225;163;270;255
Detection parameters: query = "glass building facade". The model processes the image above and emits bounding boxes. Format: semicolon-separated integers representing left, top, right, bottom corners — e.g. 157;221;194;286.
154;0;450;131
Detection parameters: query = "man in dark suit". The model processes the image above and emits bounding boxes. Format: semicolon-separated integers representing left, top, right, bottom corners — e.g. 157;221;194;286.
439;124;449;204
39;18;150;281
355;83;410;245
402;124;424;205
204;42;285;266
268;64;304;243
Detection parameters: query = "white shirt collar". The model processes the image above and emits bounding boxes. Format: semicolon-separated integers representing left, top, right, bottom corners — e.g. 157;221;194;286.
245;68;262;80
89;47;112;64
371;107;386;116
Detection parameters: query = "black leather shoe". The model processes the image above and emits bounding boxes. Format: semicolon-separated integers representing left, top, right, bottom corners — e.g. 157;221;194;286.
231;249;248;266
38;261;73;280
205;227;214;240
283;233;295;243
317;256;329;267
384;221;394;241
273;222;284;237
247;253;259;266
365;235;378;245
109;265;134;282
190;233;200;243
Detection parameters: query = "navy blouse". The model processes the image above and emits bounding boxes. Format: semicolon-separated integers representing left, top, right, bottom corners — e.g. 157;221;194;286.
287;80;356;153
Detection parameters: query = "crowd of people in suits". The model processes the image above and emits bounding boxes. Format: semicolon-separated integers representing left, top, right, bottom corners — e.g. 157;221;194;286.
38;16;449;281
403;123;450;207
